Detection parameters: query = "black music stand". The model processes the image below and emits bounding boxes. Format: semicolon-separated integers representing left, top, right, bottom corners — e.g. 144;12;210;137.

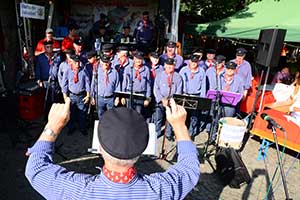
158;94;212;160
114;91;146;101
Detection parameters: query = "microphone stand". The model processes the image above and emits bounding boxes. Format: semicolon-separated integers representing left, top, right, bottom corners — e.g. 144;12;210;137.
269;124;291;200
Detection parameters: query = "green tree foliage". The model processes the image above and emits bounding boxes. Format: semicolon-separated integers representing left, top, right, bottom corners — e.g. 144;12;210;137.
180;0;267;22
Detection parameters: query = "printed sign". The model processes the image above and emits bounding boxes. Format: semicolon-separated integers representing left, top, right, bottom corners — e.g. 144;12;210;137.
20;3;45;20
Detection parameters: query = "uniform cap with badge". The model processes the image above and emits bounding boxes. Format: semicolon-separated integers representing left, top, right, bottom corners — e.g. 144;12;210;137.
236;48;247;56
216;55;226;63
190;54;200;62
134;51;144;59
166;41;176;48
73;38;83;46
165;57;175;65
87;50;97;59
150;52;160;59
70;54;80;62
226;61;237;69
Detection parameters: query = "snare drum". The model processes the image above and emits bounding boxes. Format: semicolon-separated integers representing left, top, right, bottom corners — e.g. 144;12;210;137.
217;117;247;150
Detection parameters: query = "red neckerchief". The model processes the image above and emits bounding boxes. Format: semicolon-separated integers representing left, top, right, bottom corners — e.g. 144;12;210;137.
207;60;214;68
235;59;243;74
103;166;136;183
93;62;98;72
189;67;199;79
117;58;127;72
166;71;173;86
150;67;156;79
104;69;109;85
134;64;142;81
224;74;234;91
71;65;79;83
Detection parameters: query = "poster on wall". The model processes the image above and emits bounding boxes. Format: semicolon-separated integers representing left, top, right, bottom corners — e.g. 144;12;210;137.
20;3;45;20
70;0;159;36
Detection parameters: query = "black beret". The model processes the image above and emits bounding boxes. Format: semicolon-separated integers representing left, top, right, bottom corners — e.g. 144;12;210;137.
43;40;53;45
98;107;149;159
216;55;226;63
142;11;149;15
134;51;144;59
150;52;160;59
192;48;204;54
117;45;128;52
206;49;216;54
190;54;200;62
166;41;176;48
236;47;247;56
87;50;97;59
73;38;83;45
100;54;111;63
102;43;113;52
165;57;175;65
226;61;237;69
70;54;80;62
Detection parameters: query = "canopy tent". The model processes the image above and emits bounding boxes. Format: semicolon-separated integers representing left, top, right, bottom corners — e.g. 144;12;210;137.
184;0;300;42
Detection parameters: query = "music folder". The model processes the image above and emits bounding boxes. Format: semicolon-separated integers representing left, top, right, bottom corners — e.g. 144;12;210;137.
206;90;242;106
173;94;212;111
114;91;146;100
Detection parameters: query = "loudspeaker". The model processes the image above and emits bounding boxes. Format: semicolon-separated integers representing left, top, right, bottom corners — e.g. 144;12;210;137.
256;29;286;67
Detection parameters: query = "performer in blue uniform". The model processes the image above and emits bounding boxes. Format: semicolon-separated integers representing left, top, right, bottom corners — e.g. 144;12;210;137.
61;54;90;135
154;58;183;140
179;54;206;139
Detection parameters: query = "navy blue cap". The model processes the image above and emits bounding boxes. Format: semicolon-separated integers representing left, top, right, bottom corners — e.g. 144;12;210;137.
216;55;226;63
192;48;204;54
43;40;53;45
226;61;237;69
190;54;200;62
150;52;160;59
117;45;128;52
70;54;80;62
166;41;176;48
236;48;247;56
98;107;149;159
134;51;144;59
73;38;83;45
102;43;113;52
165;57;175;65
206;49;216;54
87;50;97;59
123;25;130;29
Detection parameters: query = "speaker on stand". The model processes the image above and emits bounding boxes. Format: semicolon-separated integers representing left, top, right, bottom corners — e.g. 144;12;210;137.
254;29;292;200
255;29;286;112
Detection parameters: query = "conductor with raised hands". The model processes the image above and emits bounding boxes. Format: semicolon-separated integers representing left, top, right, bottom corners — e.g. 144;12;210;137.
25;98;200;200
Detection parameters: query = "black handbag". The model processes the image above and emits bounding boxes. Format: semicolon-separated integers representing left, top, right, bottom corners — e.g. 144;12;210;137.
215;147;251;188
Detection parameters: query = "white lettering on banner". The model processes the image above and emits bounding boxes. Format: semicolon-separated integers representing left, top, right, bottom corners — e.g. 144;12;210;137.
20;3;45;20
219;124;246;142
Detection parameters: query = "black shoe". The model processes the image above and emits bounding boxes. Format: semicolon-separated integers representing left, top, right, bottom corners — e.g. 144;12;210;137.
166;136;175;142
80;129;88;136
